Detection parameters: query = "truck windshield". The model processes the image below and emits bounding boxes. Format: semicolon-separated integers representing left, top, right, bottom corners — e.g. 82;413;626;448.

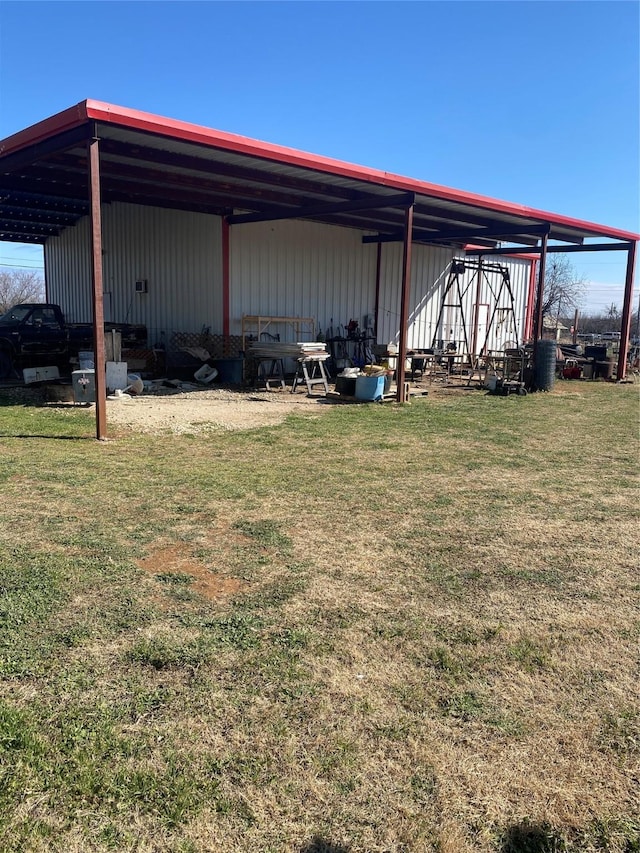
0;306;33;325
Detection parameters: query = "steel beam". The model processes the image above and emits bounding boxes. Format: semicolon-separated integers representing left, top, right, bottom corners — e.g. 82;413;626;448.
533;231;549;355
616;241;637;381
97;138;365;204
222;218;230;338
227;192;415;226
0;218;60;236
0;206;79;225
0;125;91;174
471;256;483;358
374;242;382;338
0;231;44;244
87;137;107;440
0;188;89;213
362;231;498;248
396;204;414;403
466;241;631;256
404;222;553;246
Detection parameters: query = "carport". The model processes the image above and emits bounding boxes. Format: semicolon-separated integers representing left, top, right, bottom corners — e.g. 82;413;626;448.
0;100;637;438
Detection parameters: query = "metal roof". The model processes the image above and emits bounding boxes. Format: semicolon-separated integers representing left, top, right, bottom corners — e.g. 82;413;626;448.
1;99;638;248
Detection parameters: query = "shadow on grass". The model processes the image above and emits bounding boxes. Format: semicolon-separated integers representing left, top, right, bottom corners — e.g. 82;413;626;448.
0;433;94;440
500;821;566;852
299;837;351;853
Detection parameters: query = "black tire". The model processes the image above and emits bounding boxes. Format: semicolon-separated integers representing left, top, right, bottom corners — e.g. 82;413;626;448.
0;348;15;380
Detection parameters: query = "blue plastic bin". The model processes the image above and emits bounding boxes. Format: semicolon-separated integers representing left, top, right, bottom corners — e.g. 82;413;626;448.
355;374;385;401
213;357;244;385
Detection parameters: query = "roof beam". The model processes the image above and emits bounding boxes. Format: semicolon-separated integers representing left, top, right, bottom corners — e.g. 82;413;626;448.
0;230;46;244
0;124;91;174
413;199;541;230
465;241;632;256
0;206;79;226
45;152;337;211
363;232;499;248
97;138;365;203
227;192;416;225
0;217;61;236
0;171;230;216
0;189;89;213
408;222;551;246
104;191;228;217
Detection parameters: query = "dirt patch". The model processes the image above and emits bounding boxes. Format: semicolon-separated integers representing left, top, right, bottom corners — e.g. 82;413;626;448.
137;544;246;601
103;387;330;434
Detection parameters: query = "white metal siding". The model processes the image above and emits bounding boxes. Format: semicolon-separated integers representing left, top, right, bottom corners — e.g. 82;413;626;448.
45;203;222;345
229;219;379;339
451;255;530;354
377;243;455;348
45;203;532;357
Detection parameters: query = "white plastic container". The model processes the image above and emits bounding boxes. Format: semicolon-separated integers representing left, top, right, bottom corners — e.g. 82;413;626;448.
105;361;128;392
72;369;96;403
194;363;219;384
23;366;60;384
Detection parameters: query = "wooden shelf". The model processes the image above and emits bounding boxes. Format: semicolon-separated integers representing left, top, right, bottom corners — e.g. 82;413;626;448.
242;315;315;351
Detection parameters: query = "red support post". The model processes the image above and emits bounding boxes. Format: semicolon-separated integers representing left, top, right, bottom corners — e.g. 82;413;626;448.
524;257;538;341
87;136;107;440
374;241;382;339
616;241;637;381
533;231;548;353
222;218;230;338
396;203;414;402
471;255;483;359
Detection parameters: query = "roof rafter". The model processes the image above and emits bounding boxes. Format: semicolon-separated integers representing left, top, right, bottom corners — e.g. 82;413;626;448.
227;192;416;226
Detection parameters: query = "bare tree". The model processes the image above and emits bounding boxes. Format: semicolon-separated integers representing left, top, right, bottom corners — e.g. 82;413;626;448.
0;269;45;314
541;256;585;322
605;302;620;320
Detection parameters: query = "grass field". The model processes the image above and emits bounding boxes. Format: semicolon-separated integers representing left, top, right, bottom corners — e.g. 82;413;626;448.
0;383;638;853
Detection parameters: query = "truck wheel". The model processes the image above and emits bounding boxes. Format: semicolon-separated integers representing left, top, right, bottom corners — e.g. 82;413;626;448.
0;349;15;380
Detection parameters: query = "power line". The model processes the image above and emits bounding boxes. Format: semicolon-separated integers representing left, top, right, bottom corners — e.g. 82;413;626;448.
0;263;44;271
0;255;43;264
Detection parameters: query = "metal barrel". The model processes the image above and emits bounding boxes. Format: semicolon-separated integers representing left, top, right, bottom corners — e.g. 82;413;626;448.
535;339;557;391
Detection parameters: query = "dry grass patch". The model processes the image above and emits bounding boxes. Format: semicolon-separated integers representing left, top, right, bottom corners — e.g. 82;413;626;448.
0;382;638;852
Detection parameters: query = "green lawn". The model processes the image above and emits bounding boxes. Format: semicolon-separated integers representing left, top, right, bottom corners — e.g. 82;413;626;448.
0;383;638;852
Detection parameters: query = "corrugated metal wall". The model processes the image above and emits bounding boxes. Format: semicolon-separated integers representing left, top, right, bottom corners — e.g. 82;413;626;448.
45;203;532;357
453;255;531;353
46;203;222;346
377;243;454;348
229;219;379;339
378;247;530;353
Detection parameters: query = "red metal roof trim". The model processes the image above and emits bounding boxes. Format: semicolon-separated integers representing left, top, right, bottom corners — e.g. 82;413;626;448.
0;102;89;156
2;99;639;244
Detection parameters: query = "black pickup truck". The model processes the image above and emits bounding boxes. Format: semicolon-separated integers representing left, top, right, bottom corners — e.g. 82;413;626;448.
0;303;147;380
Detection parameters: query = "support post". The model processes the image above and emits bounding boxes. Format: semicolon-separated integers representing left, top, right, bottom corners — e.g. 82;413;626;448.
396;203;413;402
87;136;107;440
471;255;483;360
374;241;382;339
524;257;538;341
533;231;549;354
617;241;637;381
222;218;230;339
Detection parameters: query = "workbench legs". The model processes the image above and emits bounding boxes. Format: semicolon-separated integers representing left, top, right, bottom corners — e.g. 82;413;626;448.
291;358;330;395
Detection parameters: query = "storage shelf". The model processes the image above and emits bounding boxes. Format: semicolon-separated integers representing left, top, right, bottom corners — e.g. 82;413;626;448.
242;315;315;351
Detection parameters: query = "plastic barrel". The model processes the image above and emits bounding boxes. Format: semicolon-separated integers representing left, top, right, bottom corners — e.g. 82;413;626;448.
535;339;556;391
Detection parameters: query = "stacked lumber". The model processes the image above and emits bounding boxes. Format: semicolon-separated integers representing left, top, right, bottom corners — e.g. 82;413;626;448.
247;342;329;360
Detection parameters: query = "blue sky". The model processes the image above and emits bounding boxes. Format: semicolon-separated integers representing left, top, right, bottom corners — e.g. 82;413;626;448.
1;1;638;313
